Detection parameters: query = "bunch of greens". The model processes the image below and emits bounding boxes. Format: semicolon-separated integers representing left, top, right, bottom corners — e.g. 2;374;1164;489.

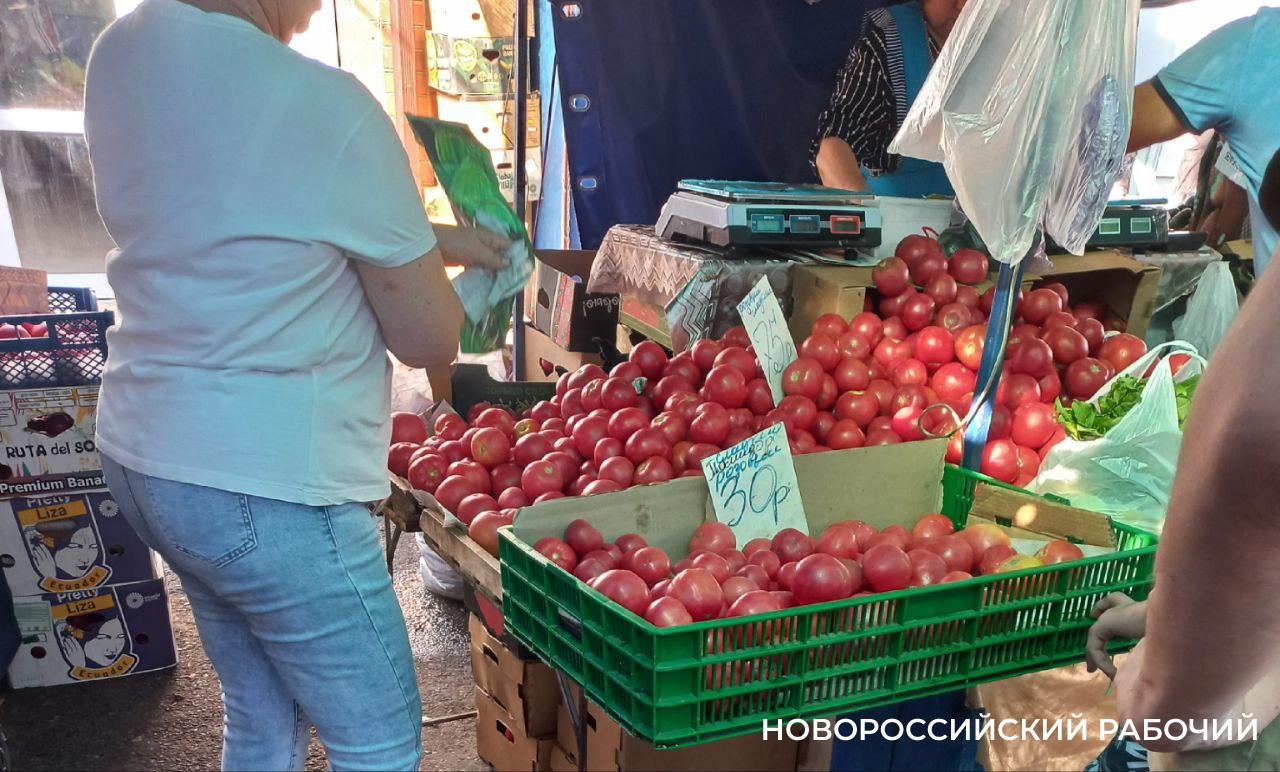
1055;374;1200;441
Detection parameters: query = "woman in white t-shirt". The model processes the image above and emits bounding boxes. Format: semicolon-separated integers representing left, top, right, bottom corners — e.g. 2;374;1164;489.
83;0;502;767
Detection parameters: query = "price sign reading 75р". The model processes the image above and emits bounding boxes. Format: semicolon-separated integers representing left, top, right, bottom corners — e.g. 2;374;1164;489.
737;275;798;404
703;423;808;544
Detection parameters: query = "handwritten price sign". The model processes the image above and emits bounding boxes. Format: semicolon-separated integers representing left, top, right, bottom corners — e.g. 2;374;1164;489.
737;275;798;403
703;423;808;544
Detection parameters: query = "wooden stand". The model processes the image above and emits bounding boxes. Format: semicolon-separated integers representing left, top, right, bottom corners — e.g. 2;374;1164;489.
375;475;423;575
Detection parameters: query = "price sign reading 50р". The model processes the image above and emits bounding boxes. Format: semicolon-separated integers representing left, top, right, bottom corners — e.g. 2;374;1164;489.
737;275;798;404
703;423;808;545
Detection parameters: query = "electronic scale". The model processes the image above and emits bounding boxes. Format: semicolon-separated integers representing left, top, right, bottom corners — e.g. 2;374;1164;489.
656;180;883;249
1087;199;1170;248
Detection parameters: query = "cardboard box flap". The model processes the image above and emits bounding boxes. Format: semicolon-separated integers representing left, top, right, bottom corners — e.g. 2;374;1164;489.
966;483;1115;548
512;440;949;554
535;250;600;284
789;438;947;531
1033;249;1159;277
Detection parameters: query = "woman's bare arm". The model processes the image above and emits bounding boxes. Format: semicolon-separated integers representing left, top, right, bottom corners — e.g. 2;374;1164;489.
1128;81;1189;153
355;245;462;369
816;137;872;192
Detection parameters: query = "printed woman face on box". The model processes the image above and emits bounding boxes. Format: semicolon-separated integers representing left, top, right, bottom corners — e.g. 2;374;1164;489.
53;525;100;577
79;616;127;666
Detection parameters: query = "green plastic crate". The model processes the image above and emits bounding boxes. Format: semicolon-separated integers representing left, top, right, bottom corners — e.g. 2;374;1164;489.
498;465;1156;749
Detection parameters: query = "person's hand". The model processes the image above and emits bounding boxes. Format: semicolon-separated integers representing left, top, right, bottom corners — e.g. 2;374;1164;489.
25;527;55;579
54;620;86;668
434;224;511;271
1086;593;1148;679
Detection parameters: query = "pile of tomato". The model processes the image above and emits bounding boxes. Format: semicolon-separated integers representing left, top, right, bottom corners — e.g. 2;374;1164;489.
531;517;1084;627
823;232;1149;483
385;231;1148;553
0;321;48;340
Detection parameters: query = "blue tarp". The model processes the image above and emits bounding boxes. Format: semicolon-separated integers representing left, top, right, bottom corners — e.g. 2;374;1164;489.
547;0;875;248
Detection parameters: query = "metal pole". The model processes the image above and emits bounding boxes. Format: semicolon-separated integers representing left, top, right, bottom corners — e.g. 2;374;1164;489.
511;0;530;380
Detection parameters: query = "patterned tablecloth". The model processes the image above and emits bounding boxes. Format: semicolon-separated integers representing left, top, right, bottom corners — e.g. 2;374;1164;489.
587;225;798;351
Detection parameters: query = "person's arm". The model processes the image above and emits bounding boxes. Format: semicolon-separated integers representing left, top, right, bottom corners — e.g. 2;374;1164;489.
809;28;895;191
1129;13;1253;155
354;246;462;369
1127;81;1189;153
816;137;871;192
322;104;465;369
1114;253;1280;748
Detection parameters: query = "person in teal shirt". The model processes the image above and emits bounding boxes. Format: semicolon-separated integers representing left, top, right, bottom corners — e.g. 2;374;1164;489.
1129;8;1280;273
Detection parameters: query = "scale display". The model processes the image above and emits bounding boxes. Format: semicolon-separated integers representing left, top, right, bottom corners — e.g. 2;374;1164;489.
1087;199;1169;248
657;180;883;249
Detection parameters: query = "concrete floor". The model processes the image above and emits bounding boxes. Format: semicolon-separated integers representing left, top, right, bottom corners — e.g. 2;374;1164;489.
0;526;486;771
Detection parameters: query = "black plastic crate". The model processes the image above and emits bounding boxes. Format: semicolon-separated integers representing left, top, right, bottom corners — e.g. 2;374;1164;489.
0;311;112;389
46;286;98;313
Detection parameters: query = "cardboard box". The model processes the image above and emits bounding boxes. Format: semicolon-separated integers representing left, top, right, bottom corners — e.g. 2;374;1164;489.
492;147;543;203
427;32;515;97
0;489;160;596
789;249;1157;340
555;683;800;772
524;250;619;353
435;93;541;151
517;439;951;583
547;743;576;772
1032;249;1161;338
787;264;873;340
522;325;603;383
0;383;101;490
475;686;556;772
0;267;49;315
469;614;559;738
427;0;534;37
7;577;177;688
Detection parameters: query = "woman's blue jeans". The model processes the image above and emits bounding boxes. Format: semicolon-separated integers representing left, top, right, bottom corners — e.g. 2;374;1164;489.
102;454;422;771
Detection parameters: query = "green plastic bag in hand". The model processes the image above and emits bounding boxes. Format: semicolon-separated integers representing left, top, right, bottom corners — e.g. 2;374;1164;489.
407;116;533;353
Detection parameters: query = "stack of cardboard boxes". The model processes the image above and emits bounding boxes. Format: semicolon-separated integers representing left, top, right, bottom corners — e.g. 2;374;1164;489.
470;614;559;771
0;306;176;688
468;614;816;771
425;0;542;207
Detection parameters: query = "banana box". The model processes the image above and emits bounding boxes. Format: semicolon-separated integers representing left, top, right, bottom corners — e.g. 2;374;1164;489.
0;384;102;496
0;489;160;596
7;577;177;688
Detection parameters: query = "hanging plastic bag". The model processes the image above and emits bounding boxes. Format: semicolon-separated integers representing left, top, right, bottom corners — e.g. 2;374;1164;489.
890;0;1140;265
1172;261;1240;360
1029;342;1205;534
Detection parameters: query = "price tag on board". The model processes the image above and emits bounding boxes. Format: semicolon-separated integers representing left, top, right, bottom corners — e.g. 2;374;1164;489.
737;275;798;403
703;423;807;544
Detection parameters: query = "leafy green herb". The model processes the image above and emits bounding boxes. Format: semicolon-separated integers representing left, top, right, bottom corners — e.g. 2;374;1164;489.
1055;374;1200;441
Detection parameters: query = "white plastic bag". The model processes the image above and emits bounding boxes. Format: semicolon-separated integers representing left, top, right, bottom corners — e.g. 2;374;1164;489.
1172;261;1240;360
416;533;465;600
890;0;1140;265
1029;342;1204;534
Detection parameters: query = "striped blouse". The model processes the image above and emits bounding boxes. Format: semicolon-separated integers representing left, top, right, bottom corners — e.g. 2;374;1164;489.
810;7;939;177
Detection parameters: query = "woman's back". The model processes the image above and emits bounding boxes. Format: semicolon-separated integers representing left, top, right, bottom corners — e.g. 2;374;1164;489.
85;0;439;505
